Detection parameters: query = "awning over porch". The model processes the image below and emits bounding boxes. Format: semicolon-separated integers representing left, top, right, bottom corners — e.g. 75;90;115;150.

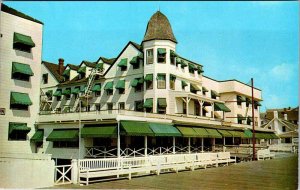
176;126;198;138
217;130;233;137
120;121;154;136
193;128;210;138
46;129;79;141
148;123;181;137
81;126;117;138
205;128;222;138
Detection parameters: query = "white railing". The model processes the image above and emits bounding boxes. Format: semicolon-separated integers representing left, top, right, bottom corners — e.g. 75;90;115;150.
148;147;174;155
121;148;145;157
86;147;117;158
54;164;73;185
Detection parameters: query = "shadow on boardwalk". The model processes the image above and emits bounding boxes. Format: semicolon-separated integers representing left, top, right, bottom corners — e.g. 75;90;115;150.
49;154;298;190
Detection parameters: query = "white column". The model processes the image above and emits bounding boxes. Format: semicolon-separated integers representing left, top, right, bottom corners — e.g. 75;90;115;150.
199;101;204;117
212;138;215;152
223;137;226;152
117;120;121;158
186;97;189;116
173;137;176;154
144;136;148;157
211;102;214;119
188;137;191;153
71;159;78;184
201;138;204;152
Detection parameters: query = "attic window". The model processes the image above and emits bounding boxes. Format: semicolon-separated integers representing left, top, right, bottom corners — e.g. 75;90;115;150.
157;48;166;63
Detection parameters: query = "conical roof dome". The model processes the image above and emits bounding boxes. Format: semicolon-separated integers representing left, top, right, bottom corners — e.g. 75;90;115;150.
142;11;177;43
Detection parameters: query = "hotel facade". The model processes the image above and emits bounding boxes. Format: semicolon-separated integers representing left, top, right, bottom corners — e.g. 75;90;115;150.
1;4;279;166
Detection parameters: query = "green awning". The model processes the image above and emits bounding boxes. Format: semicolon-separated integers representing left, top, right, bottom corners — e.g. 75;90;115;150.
246;98;251;104
157;48;166;55
12;62;34;76
217;130;233;137
182;81;188;87
78;66;86;74
63;69;70;76
237;95;246;102
170;74;176;81
96;63;104;70
130;56;139;66
144;74;153;82
157;74;165;80
247;117;253;122
190;84;201;91
117;58;128;67
181;61;188;68
188;63;196;71
214;102;231;112
157;98;167;108
131;78;143;87
13;32;35;47
244;129;253;138
237;114;246;120
205;128;222;138
71;87;80;95
53;89;62;97
202;86;208;92
115;80;125;89
255;133;265;139
229;130;245;138
45;90;53;96
193;128;210;138
170;50;178;57
255;101;262;106
62;88;71;95
46;129;79;142
148;123;181;137
211;90;220;97
143;98;153;108
91;84;101;92
10;92;32;105
176;126;198;137
81;126;117;138
269;133;279;139
80;86;87;93
30;130;44;142
104;81;114;90
120;121;154;136
9;123;31;134
197;66;204;73
176;57;182;64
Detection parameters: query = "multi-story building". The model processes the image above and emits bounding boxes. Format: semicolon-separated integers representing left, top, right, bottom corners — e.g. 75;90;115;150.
35;11;276;163
0;4;43;154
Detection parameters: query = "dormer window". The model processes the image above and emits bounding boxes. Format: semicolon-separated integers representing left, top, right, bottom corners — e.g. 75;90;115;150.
157;48;166;63
63;69;70;81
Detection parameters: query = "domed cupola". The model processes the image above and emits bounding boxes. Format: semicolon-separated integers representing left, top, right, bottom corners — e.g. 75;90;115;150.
142;11;177;43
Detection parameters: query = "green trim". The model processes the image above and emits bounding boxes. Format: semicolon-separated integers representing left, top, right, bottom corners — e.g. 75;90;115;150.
149;123;181;137
193;128;210;138
46;129;79;142
217;130;233;137
62;88;71;95
117;58;128;67
244;129;253;138
144;74;153;82
81;126;117;138
115;80;125;89
170;50;178;57
157;98;167;108
13;32;35;47
53;89;62;97
9;122;31;134
91;84;101;92
104;81;114;90
30;130;44;142
214;102;231;112
205;128;222;138
71;87;80;95
77;66;86;74
143;98;153;108
176;126;198;137
12;62;34;76
120;121;154;136
10;92;32;105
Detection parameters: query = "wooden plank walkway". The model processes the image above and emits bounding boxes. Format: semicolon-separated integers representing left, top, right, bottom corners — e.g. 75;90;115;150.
49;154;298;190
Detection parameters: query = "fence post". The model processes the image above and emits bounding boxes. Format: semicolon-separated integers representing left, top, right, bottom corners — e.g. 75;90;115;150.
71;159;78;184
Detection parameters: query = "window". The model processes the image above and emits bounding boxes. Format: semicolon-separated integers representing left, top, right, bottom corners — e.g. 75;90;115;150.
119;88;125;94
95;91;101;97
56;96;61;101
183;101;187;114
53;141;79;148
13;33;35;53
10;92;32;111
237;96;242;106
135;100;144;112
170;75;176;90
157;98;167;114
282;126;286;132
95;104;101;111
146;49;153;64
64;88;71;100
13;43;32;53
157;48;166;63
195;102;200;116
107;90;113;96
238;115;243;124
146;81;153;90
119;102;125;110
135;84;143;92
121;66;127;71
133;60;140;69
12;73;30;81
8;122;29;141
254;103;258;110
246;98;251;107
157;74;166;89
10;104;28;110
107;103;113;110
170;51;175;65
42;74;48;84
78;73;86;80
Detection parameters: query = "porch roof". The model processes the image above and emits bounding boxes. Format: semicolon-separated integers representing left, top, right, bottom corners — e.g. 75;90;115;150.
121;121;154;136
81;126;117;138
148;123;181;137
46;129;79;142
176;126;198;137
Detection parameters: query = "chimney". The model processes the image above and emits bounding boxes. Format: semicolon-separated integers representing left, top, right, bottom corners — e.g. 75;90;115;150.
273;111;278;119
284;113;288;121
58;58;64;75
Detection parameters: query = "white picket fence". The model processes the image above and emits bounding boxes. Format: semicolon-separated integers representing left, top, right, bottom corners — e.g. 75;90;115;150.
78;152;236;185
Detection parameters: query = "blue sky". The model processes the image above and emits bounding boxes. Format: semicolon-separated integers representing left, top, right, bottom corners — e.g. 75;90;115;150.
5;1;299;111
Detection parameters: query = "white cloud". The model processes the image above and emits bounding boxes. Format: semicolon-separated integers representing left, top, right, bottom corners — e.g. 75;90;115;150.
270;63;296;81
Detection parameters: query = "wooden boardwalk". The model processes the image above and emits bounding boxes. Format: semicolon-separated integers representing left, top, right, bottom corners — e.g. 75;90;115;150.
50;154;298;190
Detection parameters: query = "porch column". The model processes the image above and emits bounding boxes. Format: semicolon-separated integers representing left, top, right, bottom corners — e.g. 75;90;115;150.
212;138;215;152
188;137;191;154
223;137;226;152
201;137;204;152
144;136;148;157
71;159;78;184
199;100;204;117
117;120;121;158
211;102;215;119
186;97;189;116
173;137;176;154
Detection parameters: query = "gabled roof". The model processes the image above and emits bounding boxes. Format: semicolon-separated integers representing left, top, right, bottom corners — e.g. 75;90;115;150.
58;76;88;87
279;119;298;131
42;61;64;82
130;41;142;51
98;57;116;65
82;60;97;68
66;64;79;71
1;4;43;25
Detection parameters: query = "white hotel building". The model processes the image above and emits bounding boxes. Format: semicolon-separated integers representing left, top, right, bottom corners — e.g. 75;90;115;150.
1;5;278;165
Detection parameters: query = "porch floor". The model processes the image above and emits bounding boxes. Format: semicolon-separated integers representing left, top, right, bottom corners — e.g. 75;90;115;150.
48;153;298;190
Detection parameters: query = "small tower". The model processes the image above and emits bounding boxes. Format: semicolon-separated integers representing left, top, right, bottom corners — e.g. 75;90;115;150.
142;11;177;114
